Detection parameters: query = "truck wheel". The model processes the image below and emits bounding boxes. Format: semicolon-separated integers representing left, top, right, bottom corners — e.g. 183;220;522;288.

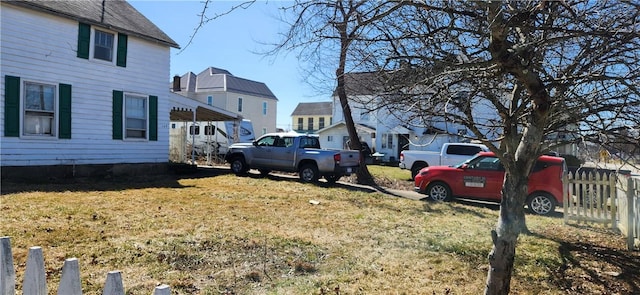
426;182;451;202
324;174;340;184
258;169;271;176
527;193;556;215
299;164;319;183
411;164;427;180
230;157;248;175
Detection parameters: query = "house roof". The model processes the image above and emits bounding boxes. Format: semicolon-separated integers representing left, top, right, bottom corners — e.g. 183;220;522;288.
333;72;388;96
174;67;278;100
316;121;376;134
169;93;241;122
6;0;179;49
291;102;333;116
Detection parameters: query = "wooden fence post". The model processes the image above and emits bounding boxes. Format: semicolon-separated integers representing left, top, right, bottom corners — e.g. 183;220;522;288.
628;177;635;250
23;247;46;295
153;284;170;295
102;271;124;295
58;258;82;295
1;237;16;295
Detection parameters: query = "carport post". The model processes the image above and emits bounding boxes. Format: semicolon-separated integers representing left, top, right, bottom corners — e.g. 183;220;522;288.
191;110;196;164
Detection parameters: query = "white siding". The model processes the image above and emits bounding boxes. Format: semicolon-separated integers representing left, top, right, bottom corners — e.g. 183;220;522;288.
1;5;171;166
192;91;277;135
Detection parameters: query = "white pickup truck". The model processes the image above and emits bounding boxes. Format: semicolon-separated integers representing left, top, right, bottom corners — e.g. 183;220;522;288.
399;143;489;179
225;133;361;183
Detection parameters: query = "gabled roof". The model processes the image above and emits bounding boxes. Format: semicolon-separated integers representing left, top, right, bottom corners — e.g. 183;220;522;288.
5;0;179;49
169;93;240;122
333;72;388;96
291;102;332;116
175;67;277;100
316;121;376;134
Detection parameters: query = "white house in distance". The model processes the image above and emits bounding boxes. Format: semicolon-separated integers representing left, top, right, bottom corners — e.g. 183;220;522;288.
171;67;278;136
318;72;463;162
1;0;231;181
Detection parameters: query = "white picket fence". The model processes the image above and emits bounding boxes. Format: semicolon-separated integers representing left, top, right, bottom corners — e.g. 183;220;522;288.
564;170;640;250
0;237;170;295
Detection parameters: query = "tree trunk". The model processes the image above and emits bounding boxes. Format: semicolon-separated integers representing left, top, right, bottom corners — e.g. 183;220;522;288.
334;6;375;185
484;169;529;294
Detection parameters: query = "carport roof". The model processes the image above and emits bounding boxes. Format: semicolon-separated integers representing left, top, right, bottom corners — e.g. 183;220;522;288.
169;93;241;122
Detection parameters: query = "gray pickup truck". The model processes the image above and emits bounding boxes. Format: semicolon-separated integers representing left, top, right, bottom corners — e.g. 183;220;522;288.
225;133;360;183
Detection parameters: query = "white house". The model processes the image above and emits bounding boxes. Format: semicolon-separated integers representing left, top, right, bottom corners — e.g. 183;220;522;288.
172;67;278;136
321;72;463;162
0;0;204;180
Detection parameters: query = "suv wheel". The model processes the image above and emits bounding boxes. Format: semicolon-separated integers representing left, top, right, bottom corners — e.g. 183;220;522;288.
426;182;451;201
527;193;556;215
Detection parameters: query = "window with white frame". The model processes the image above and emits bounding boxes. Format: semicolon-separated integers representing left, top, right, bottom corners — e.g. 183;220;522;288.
125;94;147;139
297;118;303;130
381;133;388;148
262;101;268;115
207;96;213;106
319;117;325;129
238;97;243;112
94;29;114;62
327;135;333;142
23;82;56;136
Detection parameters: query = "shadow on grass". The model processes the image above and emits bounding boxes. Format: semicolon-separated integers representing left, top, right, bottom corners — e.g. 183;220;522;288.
530;226;640;294
0;166;234;194
418;197;565;220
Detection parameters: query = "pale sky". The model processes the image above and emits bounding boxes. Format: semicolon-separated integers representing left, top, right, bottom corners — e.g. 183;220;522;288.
129;1;327;131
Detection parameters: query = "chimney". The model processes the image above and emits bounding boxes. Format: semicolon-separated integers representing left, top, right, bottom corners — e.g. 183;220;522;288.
172;75;181;92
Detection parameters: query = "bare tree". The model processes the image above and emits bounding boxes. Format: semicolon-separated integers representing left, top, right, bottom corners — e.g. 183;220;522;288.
339;1;640;293
197;0;640;293
268;0;640;293
268;0;405;184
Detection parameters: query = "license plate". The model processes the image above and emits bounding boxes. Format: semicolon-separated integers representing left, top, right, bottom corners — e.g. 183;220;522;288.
347;168;352;173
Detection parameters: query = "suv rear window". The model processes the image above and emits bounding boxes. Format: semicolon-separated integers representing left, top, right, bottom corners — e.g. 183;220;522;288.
446;145;483;156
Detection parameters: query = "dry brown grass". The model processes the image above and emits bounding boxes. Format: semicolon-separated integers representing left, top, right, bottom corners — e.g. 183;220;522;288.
1;167;639;294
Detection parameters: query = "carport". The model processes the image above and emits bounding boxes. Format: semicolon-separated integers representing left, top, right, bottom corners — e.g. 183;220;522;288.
169;93;242;164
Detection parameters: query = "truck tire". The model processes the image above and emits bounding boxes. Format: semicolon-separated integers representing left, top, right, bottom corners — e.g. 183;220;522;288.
411;163;428;180
230;157;249;175
324;174;340;184
426;182;452;202
258;169;271;176
299;164;319;183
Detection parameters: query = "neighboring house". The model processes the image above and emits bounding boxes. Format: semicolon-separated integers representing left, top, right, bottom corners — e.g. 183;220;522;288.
0;0;198;180
291;102;333;133
323;72;462;162
171;67;278;136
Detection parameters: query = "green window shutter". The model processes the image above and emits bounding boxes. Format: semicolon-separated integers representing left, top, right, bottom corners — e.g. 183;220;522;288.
58;84;72;139
4;75;20;137
116;33;128;67
77;23;90;59
149;95;158;141
112;90;123;139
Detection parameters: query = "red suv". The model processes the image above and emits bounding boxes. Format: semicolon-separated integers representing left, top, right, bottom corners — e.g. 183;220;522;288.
414;152;566;215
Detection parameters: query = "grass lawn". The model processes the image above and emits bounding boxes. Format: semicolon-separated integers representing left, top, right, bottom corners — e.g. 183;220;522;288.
1;165;638;294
